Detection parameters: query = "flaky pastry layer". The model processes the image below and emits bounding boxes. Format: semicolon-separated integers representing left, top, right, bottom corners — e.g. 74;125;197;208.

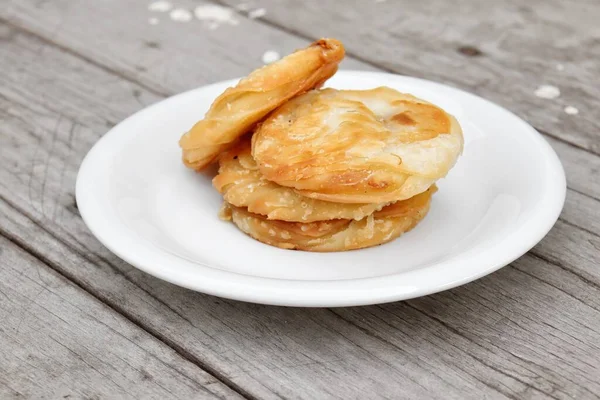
252;88;463;203
179;38;345;170
213;139;388;222
223;185;436;252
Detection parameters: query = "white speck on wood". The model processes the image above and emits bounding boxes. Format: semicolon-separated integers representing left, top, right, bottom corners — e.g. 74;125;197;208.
248;8;267;19
534;85;560;99
148;1;172;12
235;3;251;11
262;50;280;64
556;64;565;71
170;8;193;22
564;106;579;115
148;17;159;25
194;4;238;26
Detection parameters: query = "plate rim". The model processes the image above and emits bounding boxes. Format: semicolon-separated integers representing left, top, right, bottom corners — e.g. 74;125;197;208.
76;70;566;307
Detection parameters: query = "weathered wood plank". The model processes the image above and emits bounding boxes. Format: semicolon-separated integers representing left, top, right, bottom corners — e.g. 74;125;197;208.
561;189;600;236
0;200;455;399
336;257;600;399
545;137;600;201
3;193;600;399
1;22;600;400
534;219;600;283
0;236;243;400
5;0;597;154
0;28;598;398
220;0;600;154
2;0;373;96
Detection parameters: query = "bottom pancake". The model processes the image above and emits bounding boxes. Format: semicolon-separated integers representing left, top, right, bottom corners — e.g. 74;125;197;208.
223;186;436;252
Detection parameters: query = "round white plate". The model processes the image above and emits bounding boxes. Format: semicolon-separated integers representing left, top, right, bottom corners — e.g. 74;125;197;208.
76;71;566;307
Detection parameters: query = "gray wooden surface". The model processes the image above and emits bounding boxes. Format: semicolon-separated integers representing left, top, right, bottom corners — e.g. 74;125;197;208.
1;0;599;398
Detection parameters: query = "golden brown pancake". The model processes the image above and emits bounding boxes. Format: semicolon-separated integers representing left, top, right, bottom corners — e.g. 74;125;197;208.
213;139;388;222
179;38;345;170
223;185;436;252
252;88;462;203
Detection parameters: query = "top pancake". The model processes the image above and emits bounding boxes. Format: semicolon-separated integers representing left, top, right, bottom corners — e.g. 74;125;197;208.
178;38;345;170
251;87;463;203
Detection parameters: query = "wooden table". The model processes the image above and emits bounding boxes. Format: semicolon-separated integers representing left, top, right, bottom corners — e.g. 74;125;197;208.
1;1;599;398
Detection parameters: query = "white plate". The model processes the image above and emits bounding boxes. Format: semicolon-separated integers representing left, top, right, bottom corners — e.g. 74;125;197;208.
76;71;566;307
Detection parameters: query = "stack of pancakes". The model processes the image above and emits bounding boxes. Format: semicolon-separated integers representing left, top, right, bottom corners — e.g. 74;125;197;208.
179;39;463;252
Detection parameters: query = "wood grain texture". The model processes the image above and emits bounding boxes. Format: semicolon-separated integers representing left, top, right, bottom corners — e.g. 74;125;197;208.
219;0;600;155
2;0;373;96
3;192;600;399
6;0;599;155
1;16;600;399
2;1;600;399
0;236;242;400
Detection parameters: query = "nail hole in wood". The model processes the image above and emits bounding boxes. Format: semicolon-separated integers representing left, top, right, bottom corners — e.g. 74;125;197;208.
144;41;160;49
457;46;483;57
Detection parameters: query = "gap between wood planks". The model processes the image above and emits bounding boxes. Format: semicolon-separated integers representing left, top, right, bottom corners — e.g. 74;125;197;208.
326;308;523;399
1;9;598;160
0;199;257;400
